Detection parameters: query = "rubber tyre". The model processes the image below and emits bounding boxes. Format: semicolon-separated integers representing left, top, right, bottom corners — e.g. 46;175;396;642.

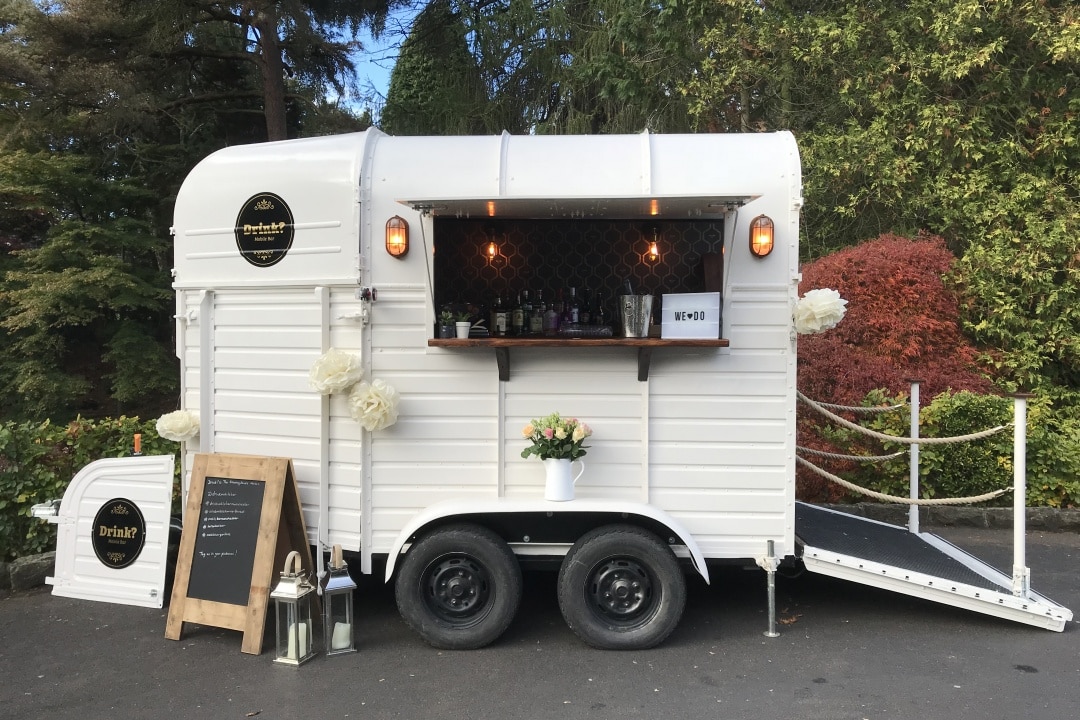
395;524;522;650
557;524;686;650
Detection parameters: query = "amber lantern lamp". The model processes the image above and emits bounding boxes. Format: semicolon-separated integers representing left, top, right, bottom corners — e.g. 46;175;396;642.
386;216;409;258
749;215;774;257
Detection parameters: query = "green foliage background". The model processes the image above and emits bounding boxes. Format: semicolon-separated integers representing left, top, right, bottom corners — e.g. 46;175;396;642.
0;418;181;561
849;390;1080;509
2;1;1079;558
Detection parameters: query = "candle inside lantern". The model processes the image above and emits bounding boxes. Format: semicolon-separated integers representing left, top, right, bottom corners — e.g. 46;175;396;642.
331;621;352;650
286;621;310;660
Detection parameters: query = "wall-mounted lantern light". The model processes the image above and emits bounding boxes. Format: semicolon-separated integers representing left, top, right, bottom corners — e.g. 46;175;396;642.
385;216;409;258
749;215;774;257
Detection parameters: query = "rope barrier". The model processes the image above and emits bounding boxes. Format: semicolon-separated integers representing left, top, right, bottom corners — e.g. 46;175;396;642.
809;399;907;415
796;456;1011;506
797;391;1011;445
796;445;906;463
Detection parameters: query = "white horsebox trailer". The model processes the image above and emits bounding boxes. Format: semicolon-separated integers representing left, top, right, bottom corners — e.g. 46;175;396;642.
41;129;1071;650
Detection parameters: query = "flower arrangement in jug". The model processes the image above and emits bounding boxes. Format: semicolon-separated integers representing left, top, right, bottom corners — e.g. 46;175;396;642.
521;412;592;461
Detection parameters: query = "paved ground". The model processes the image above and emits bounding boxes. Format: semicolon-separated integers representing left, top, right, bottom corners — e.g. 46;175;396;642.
1;527;1077;720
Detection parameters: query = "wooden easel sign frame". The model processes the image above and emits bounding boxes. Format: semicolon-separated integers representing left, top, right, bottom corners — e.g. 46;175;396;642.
166;453;311;655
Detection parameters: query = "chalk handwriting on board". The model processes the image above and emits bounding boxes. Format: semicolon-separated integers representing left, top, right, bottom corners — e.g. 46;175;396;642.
187;477;265;606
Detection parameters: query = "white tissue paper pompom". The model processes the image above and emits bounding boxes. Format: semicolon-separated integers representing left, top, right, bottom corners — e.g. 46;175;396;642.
347;380;400;431
310;348;363;395
794;288;848;334
156;410;200;442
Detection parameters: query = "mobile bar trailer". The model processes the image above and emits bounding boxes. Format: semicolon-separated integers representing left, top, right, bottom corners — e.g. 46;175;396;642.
39;130;1071;651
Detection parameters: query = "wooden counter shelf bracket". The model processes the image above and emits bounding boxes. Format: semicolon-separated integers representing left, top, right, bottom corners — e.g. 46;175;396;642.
428;337;730;381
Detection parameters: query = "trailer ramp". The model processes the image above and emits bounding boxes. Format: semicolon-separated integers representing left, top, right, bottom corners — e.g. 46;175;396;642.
795;503;1072;631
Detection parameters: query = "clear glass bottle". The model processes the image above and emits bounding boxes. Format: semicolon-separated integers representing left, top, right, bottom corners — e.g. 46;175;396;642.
521;290;533;336
490;295;508;337
511;293;524;336
594;292;607;327
543;292;560;335
529;290;545;335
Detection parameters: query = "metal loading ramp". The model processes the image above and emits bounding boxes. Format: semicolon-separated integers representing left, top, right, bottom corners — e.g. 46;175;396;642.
795;502;1072;631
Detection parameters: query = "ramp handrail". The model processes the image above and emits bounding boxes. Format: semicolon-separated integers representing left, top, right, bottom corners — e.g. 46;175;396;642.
798;384;1034;598
797;391;1012;445
796;446;905;463
795;455;1010;505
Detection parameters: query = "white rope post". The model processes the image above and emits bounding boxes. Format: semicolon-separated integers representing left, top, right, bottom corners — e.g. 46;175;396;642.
1012;394;1031;597
908;380;921;533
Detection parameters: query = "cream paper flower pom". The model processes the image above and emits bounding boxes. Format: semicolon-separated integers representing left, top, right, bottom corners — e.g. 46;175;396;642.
794;288;848;335
347;379;400;431
310;348;363;395
156;410;200;442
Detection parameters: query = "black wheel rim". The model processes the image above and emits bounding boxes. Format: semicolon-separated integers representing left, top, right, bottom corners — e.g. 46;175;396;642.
420;554;493;627
584;556;659;629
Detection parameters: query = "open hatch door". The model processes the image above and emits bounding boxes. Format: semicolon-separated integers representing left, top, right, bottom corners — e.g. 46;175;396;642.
46;455;175;608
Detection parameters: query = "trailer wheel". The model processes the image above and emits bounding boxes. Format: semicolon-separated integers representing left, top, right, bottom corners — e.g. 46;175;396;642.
557;525;686;650
395;524;522;650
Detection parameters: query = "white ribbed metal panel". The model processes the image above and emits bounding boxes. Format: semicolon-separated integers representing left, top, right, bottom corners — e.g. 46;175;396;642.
47;456;174;608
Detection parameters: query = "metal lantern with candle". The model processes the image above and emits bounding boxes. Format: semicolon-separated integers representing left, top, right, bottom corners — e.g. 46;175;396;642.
271;550;316;666
322;544;358;656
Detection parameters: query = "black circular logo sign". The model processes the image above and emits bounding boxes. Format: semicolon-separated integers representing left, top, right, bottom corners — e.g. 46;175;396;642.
234;192;295;267
91;499;146;569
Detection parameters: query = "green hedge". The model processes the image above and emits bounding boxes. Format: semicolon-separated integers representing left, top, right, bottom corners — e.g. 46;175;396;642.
849;390;1080;508
0;417;181;561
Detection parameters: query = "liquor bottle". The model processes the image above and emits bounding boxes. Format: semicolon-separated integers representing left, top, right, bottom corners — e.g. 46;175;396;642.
530;290;545;335
580;286;592;325
553;288;565;319
511;293;524;336
490;295;508;337
521;290;533;335
562;287;575;324
568;287;580;324
594;292;607;327
543;292;560;335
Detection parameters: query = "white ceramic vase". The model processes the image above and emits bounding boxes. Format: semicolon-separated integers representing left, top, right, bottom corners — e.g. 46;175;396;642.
543;457;584;501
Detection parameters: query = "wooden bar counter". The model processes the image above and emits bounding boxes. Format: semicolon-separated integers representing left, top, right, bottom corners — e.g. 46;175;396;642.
428;337;730;381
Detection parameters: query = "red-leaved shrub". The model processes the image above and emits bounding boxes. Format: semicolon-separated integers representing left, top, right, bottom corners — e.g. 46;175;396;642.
796;233;997;501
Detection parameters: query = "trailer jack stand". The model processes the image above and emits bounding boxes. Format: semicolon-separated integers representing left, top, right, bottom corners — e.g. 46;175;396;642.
760;540;780;638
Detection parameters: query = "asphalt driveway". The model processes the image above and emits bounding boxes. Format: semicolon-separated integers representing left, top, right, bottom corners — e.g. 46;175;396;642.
1;526;1076;720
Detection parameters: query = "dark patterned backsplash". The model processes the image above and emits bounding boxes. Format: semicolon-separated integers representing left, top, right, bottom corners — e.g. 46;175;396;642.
433;218;724;320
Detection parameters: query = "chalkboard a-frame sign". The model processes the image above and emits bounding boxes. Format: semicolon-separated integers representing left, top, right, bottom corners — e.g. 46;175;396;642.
165;453;312;655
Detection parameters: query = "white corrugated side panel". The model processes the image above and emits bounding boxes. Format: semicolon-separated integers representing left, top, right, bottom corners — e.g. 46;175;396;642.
326;287;366;550
502;349;647;501
650;283;795;559
177;285;366;550
365;284;500;553
209;288;325;544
